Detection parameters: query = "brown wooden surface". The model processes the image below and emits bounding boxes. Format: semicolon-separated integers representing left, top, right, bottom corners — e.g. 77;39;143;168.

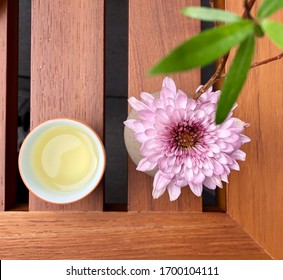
0;0;18;210
128;0;202;211
30;0;104;211
226;1;283;259
0;212;270;259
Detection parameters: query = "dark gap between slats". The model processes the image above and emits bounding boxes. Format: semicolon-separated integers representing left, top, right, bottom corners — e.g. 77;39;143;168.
5;0;20;210
16;0;31;209
104;0;128;207
201;0;218;209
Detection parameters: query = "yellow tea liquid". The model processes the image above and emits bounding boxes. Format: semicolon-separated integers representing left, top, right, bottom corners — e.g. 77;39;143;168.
32;125;98;192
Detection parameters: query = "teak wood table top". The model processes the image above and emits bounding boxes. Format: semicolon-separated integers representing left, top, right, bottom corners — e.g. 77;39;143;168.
0;212;271;260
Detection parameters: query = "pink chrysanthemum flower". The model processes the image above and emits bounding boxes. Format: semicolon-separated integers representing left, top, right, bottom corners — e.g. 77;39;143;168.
124;77;250;201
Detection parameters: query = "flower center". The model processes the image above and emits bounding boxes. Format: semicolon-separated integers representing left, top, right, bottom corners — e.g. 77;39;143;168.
174;125;200;149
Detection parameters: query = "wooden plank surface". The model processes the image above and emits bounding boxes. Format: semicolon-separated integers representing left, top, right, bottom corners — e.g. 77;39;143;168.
0;0;18;210
0;212;271;259
30;0;104;211
128;0;202;211
226;1;283;259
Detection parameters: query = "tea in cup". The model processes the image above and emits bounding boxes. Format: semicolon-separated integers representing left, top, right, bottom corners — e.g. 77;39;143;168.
18;119;106;204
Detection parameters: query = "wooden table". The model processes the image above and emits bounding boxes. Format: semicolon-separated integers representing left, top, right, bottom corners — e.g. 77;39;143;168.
0;0;282;259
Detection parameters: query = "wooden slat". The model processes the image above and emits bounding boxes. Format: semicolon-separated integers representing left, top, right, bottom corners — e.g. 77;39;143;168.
128;0;202;211
0;212;271;259
0;0;18;210
226;1;283;259
30;0;104;210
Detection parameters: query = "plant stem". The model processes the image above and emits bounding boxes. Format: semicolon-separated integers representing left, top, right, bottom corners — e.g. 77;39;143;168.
243;0;256;19
213;52;283;85
250;52;283;68
194;0;257;99
194;54;228;99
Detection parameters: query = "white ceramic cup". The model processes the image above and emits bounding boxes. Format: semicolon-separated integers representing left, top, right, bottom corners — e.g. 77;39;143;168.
18;118;106;204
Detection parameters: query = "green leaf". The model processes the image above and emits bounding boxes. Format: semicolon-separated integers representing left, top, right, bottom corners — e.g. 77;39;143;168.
261;19;283;50
182;7;242;23
216;36;255;124
149;20;255;75
254;24;265;37
257;0;283;19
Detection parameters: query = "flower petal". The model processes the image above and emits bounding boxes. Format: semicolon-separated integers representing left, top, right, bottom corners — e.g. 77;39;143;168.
189;183;203;197
203;177;217;190
185;168;194;182
153;171;172;190
152;187;167;199
216;129;232;138
240;134;251;144
128;97;149;111
155;108;170;123
162;77;176;93
175;90;188;109
192;171;205;184
224;133;240;143
222;143;234;153
167;182;182;201
202;167;213;177
140;92;154;105
158;157;169;171
186;157;193;168
211;176;223;188
212;159;225;175
216;153;228;165
193;109;206;119
229;160;240;171
232;150;246;161
169;163;182;174
160;87;175;102
134;133;147;143
145;128;157;137
220;118;234;129
124;119;140;131
152;171;173;199
208;143;221;154
186;98;197;111
137;158;157;172
148;153;163;163
140;139;160;155
137;109;155;121
220;173;229;183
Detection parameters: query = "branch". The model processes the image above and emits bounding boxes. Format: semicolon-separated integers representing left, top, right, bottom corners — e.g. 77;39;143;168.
194;0;257;99
250;53;283;68
210;52;283;86
194;54;228;99
243;0;257;19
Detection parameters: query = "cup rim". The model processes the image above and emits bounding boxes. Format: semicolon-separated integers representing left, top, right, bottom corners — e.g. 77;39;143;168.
18;118;106;204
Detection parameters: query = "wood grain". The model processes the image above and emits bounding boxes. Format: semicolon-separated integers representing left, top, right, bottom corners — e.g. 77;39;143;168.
0;0;18;210
128;0;202;211
226;1;283;259
0;212;270;259
30;0;104;210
